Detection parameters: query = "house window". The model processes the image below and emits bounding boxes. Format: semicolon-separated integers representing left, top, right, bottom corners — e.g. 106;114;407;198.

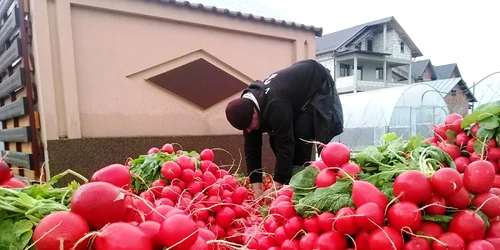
376;68;384;80
339;64;350;77
400;42;405;53
367;40;373;51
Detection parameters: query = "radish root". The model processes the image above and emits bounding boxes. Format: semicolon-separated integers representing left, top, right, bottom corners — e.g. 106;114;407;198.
368;218;398;250
401;226;447;245
475;195;499;213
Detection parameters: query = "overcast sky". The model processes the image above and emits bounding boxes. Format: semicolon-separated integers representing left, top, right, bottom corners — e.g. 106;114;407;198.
254;0;500;90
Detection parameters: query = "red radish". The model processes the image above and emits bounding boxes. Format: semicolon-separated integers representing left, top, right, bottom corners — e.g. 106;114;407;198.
486;221;500;238
201;171;217;188
187;181;203;196
320;142;351;167
404;237;431;250
352;180;389;210
339;162;361;178
355;202;384;230
393;170;433;204
417;222;445;239
467;138;477;153
485;238;500;249
70;182;127;229
161;161;182;181
159;214;198;249
434;125;448;140
304;216;322;234
316;169;337;187
445;113;463;126
439;142;462;159
317;231;347;250
161;185;182;202
154;198;174;207
424;194;447;215
455;132;469;147
231;187;248;205
470;152;482;162
494;175;500;188
368;226;404;250
150;179;167;197
272;201;297;222
188;237;209;250
274;226;288;245
281;239;300;250
467;240;495;250
354;230;371;250
464;160;496;194
488;148;500;162
258;235;277;249
445;187;471;209
278;187;294;199
0;161;10;183
145;205;175;224
181;169;195;183
318;212;336;232
454;157;470;173
471;123;480;137
171;179;187;190
161;143;174;153
176;155;196;171
489;160;500;173
216;207;235;229
387;201;422;232
284;216;304;238
311;160;328;170
490;187;500;196
432;232;465;250
449;119;464;133
148;147;160;154
472;193;500;218
448;210;486;243
487;139;497;148
210;224;225;239
33;211;90;250
138;221;163;250
95;222;152;250
431;168;463;197
299;232;319;250
334;207;360;235
91;164;131;189
200;149;215;162
198;228;216;241
0;177;27;188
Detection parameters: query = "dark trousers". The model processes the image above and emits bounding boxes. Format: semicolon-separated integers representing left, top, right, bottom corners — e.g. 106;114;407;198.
269;104;315;172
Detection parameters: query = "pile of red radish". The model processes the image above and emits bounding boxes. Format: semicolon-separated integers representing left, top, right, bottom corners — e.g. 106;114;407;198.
30;146;268;250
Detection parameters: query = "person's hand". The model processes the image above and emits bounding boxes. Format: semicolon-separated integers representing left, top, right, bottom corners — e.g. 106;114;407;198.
251;182;264;201
260;181;284;205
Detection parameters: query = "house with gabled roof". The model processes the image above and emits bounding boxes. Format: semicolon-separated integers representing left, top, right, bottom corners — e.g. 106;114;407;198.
316;16;423;94
434;63;462;79
392;59;438;82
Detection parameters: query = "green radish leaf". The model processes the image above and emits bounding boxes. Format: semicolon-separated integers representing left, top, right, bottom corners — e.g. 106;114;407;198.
290;166;319;201
476;127;495;142
445;130;458;144
382;132;398;142
422;214;454;224
479;115;500;130
294;178;353;217
473;140;487;155
462;100;500;128
405;134;425;151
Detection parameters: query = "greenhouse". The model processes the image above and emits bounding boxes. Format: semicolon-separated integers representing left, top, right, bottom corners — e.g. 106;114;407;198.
332;83;449;151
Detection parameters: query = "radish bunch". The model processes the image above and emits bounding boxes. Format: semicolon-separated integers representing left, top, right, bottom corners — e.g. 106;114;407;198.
427;113;500;188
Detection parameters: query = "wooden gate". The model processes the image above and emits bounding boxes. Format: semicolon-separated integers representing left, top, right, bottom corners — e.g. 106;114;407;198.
0;0;41;181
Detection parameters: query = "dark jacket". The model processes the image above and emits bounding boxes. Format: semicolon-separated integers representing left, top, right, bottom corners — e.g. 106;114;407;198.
242;59;344;184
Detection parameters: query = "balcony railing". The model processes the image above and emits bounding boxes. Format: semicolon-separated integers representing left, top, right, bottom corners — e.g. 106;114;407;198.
336;76;408;93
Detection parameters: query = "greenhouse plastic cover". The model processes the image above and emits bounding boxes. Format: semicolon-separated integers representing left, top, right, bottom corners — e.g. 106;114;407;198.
339;83;449;128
